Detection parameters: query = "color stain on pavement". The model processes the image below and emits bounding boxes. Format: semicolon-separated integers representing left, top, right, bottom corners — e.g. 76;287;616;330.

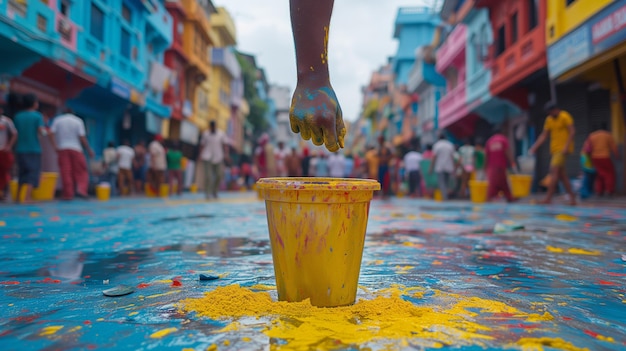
0;193;625;350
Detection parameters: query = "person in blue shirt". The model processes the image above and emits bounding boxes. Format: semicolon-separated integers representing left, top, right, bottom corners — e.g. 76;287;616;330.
12;93;46;203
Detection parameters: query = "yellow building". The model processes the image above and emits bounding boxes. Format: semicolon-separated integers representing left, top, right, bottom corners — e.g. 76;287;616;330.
181;0;213;130
208;7;238;133
546;0;626;193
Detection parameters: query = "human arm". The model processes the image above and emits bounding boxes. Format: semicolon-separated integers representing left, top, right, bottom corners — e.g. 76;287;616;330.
4;121;17;151
506;143;517;172
609;135;620;160
80;136;95;158
428;155;436;174
562;123;575;154
289;0;345;152
529;129;548;155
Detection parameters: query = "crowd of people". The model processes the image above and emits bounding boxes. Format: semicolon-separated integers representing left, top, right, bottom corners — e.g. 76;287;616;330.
0;94;620;205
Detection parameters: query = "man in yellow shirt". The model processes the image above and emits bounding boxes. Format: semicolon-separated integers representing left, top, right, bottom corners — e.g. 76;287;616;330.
529;101;576;205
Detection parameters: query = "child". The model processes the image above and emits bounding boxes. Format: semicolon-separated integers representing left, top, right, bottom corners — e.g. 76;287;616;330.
166;141;183;196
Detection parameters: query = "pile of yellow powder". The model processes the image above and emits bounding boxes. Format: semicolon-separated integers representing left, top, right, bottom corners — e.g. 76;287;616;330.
178;284;588;351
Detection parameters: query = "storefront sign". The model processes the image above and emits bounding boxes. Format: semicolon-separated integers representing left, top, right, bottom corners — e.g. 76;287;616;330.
548;0;626;79
110;77;131;100
590;0;626;54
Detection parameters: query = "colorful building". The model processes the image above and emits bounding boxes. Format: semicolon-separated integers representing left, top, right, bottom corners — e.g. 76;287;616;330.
407;43;446;146
546;0;626;193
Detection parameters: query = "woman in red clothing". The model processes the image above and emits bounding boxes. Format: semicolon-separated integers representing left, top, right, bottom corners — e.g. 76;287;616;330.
485;125;517;202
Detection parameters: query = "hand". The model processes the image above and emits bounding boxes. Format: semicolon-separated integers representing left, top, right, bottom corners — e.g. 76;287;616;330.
88;149;95;159
289;82;345;152
528;148;535;156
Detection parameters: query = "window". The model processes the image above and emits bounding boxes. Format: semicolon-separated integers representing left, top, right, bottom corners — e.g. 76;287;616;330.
60;0;70;16
122;3;132;22
121;28;131;58
90;4;105;42
511;13;518;44
528;0;538;30
496;25;506;56
37;14;47;32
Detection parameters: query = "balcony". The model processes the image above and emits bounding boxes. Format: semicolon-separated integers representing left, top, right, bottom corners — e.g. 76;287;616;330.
211;7;236;46
145;0;173;52
1;0;56;50
490;27;546;95
438;83;469;128
181;0;211;36
212;48;241;78
466;66;490;105
436;24;467;73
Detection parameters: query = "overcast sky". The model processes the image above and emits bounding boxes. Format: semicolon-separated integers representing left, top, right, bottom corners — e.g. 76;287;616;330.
213;0;439;122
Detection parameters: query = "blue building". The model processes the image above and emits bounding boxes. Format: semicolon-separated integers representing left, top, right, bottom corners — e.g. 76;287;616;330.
0;0;173;155
407;43;446;146
392;7;441;86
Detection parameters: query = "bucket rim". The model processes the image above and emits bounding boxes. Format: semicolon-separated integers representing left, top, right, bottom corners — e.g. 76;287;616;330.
256;177;381;191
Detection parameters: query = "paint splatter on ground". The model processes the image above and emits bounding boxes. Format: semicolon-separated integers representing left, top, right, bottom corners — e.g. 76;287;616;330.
1;193;625;350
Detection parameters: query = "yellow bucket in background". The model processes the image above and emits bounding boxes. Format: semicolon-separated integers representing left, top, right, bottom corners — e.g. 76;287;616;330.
509;174;532;198
256;177;380;307
32;172;58;201
96;184;111;201
190;183;198;193
433;189;443;202
469;180;488;203
159;184;169;197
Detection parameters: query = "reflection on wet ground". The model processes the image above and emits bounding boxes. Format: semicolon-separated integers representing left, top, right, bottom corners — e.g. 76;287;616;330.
0;193;625;350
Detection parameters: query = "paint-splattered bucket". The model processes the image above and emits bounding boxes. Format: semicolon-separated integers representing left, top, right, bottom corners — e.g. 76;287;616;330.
256;177;380;307
190;184;198;193
96;184;111;201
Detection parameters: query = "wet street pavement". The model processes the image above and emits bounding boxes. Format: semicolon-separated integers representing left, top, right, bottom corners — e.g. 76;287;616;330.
1;192;625;351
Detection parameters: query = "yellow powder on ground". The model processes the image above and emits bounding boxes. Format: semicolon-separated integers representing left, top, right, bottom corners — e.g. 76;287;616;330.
178;285;573;350
514;337;590;351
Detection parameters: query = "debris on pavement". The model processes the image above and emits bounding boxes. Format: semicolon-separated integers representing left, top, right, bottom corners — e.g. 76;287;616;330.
493;222;525;233
199;274;220;281
103;285;135;297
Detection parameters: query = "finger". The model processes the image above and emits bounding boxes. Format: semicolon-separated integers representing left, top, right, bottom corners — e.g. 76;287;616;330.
323;119;339;153
336;108;346;149
311;127;324;146
290;118;300;134
300;123;312;141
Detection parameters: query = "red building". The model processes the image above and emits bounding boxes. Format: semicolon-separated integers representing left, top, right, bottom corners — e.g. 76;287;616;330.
163;1;190;136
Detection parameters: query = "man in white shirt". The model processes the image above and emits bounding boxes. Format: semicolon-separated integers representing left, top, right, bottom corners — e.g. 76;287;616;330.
429;134;458;200
403;143;423;197
103;142;119;196
49;110;94;200
327;152;346;178
148;135;166;195
116;140;135;196
274;141;289;177
0;109;18;200
198;121;229;199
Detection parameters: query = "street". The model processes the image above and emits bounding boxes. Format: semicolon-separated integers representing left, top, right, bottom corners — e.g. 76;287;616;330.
0;193;625;351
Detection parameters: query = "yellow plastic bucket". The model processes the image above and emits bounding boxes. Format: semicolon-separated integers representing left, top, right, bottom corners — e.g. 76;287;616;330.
32;172;58;201
469;180;488;203
433;189;443;202
509;174;532;198
159;184;169;197
190;183;198;193
96;184;111;201
256;177;380;307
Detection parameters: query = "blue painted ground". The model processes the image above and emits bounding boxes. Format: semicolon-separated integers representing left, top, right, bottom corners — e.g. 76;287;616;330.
0;192;625;350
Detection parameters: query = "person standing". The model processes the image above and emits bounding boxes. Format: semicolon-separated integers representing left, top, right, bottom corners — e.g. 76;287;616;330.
377;136;392;197
344;153;355;178
529;102;576;205
198;121;229;199
473;139;486;181
148;135;167;195
403;143;423;197
429;134;457;201
132;140;147;193
583;124;619;197
274;141;289;177
285;147;302;177
116;140;135;196
315;152;329;177
457;139;475;199
328;151;346;178
166;141;183;196
485;126;516;202
13;94;46;204
301;147;311;177
364;145;379;180
0;108;17;200
49;110;94;200
103;142;118;196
